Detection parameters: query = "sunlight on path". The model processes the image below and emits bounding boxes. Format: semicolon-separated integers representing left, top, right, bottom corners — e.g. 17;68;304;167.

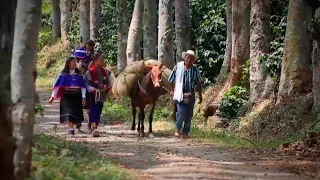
35;89;311;180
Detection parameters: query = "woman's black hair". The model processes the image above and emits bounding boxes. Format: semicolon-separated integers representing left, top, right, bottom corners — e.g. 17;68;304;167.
62;57;81;74
83;40;95;54
92;53;102;62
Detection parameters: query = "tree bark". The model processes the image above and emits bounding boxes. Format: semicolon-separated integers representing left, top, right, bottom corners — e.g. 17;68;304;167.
213;0;250;101
60;0;71;45
11;0;42;178
127;0;144;64
143;0;157;60
175;0;191;62
158;0;174;69
0;1;16;179
116;0;129;71
216;0;232;83
249;0;271;102
277;0;312;104
51;0;61;38
80;0;90;43
311;8;320;109
90;0;101;40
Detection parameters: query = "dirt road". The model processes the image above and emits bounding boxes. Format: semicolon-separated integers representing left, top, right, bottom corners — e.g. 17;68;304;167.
35;89;313;180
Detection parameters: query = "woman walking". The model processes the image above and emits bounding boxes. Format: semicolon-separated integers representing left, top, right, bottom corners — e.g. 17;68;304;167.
73;40;95;74
49;57;87;135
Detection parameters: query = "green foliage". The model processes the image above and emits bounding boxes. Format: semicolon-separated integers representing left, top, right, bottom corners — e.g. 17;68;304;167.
68;11;81;51
239;59;250;88
154;107;171;121
218;86;248;119
101;97;131;124
190;0;226;86
97;0;134;65
35;104;45;117
258;0;288;82
31;134;133;179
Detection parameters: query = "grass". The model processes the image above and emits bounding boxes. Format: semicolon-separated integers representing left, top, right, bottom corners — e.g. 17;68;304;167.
31;134;136;180
37;41;70;90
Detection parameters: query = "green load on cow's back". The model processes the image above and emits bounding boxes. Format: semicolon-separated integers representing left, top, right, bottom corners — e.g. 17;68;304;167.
112;59;172;97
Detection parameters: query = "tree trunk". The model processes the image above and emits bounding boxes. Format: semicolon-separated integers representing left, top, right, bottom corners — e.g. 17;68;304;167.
80;0;90;43
158;0;174;69
116;0;129;71
51;0;61;38
249;0;271;102
127;0;144;64
60;0;71;45
277;0;312;104
90;0;101;40
216;0;232;83
213;0;250;101
0;1;16;179
175;0;191;62
311;8;320;109
143;0;157;60
11;0;42;178
229;0;250;85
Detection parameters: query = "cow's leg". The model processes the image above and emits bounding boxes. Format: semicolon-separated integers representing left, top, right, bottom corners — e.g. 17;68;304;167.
131;103;136;131
138;107;145;138
148;102;156;138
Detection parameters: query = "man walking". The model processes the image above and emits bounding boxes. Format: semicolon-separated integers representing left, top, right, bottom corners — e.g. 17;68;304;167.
168;50;203;139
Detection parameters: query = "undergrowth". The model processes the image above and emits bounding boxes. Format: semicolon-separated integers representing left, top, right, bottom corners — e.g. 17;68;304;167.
37;42;70;90
31;134;134;180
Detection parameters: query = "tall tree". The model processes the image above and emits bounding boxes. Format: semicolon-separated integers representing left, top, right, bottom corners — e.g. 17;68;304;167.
308;7;320;109
214;0;250;101
127;0;144;64
143;0;157;60
60;0;71;45
249;0;271;102
158;0;174;69
116;0;129;71
80;0;90;43
11;0;42;178
175;0;191;62
51;0;61;38
216;0;232;83
0;0;16;179
277;0;312;104
90;0;101;40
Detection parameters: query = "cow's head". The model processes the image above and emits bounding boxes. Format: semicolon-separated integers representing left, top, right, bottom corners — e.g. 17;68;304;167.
145;63;164;88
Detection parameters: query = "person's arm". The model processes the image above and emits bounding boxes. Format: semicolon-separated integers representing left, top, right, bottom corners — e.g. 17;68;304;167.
195;68;203;103
106;69;111;88
168;65;177;96
51;88;59;98
84;71;95;92
81;87;86;98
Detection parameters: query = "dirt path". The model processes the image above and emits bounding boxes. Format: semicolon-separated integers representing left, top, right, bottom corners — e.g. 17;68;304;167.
35;89;313;180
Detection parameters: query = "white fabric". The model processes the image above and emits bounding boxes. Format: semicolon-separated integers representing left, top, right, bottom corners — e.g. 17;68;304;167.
81;88;86;98
173;61;185;102
51;88;58;98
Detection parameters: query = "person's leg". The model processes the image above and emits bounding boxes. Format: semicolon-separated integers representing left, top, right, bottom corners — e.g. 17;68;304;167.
67;122;75;135
175;102;186;136
90;102;103;137
182;98;195;137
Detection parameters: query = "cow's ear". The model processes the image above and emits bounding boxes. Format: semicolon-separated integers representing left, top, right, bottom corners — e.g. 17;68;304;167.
145;64;153;69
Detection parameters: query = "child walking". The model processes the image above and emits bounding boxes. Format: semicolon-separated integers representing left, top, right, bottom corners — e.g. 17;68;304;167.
84;53;110;137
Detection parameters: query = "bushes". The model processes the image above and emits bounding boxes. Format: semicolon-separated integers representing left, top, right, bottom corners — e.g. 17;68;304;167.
101;98;131;125
218;86;248;119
